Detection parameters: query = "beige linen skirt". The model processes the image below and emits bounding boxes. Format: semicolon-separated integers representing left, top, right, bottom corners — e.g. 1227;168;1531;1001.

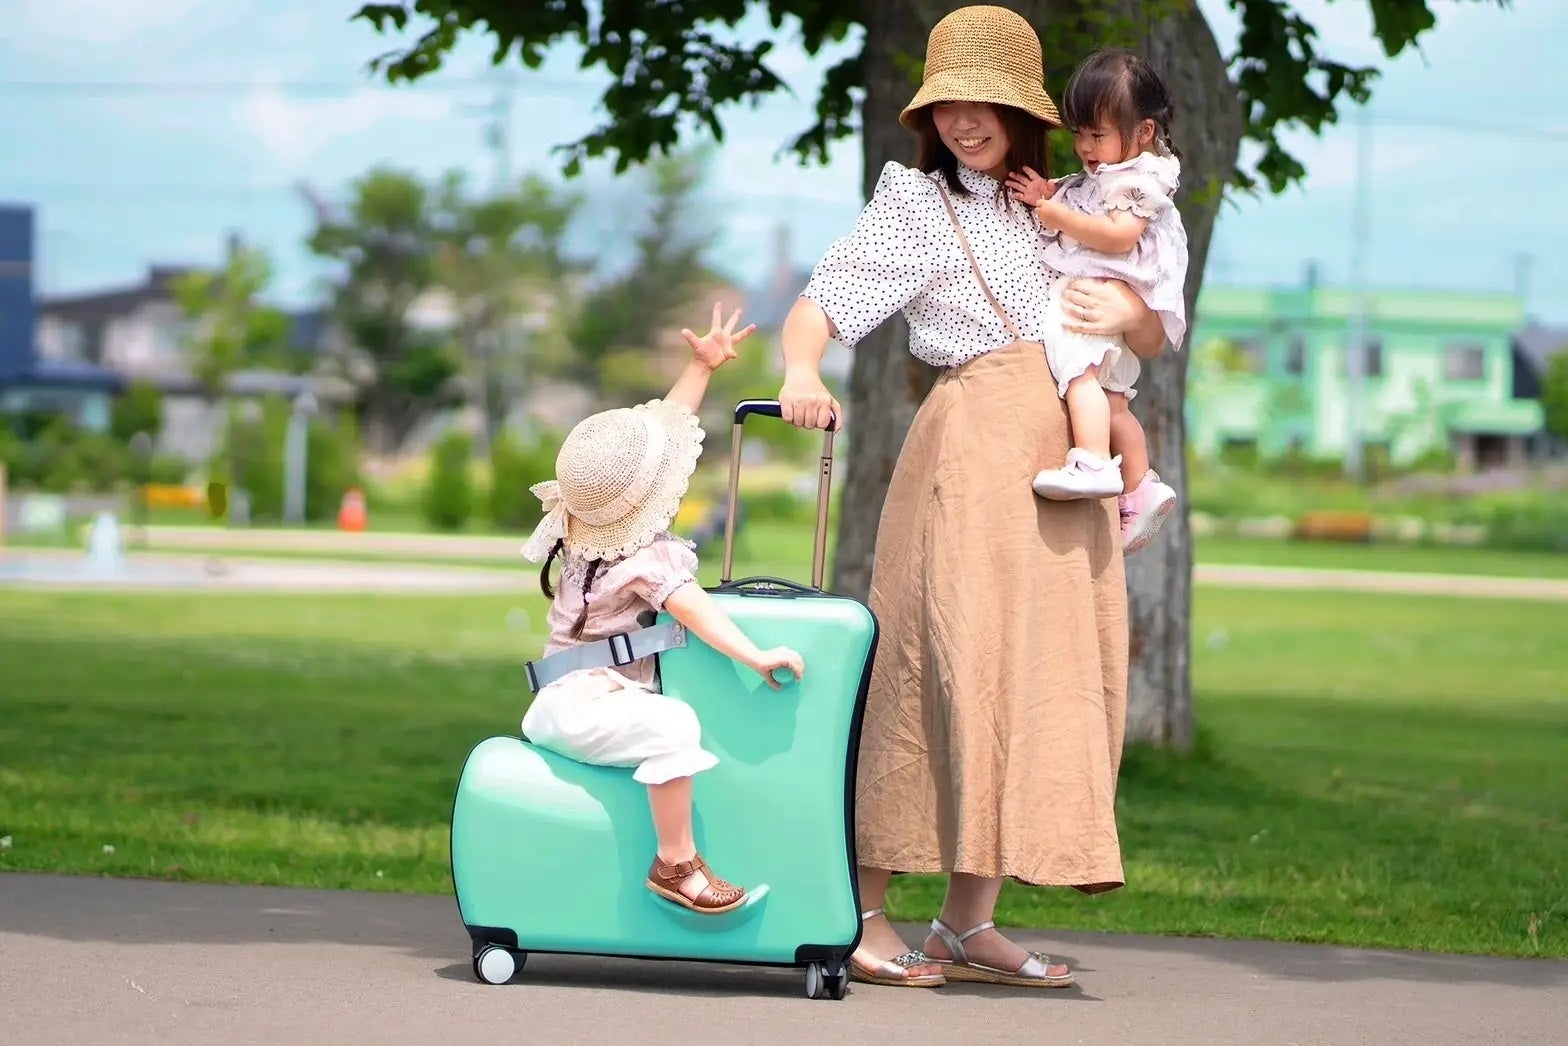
854;340;1129;893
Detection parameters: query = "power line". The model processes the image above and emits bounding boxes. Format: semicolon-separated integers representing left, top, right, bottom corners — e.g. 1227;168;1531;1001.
1375;112;1568;140
0;76;584;95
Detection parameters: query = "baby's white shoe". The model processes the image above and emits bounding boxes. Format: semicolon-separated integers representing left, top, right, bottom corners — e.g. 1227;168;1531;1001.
1032;449;1124;501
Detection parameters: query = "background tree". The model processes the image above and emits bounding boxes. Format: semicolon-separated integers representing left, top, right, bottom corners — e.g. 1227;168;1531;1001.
170;243;290;405
355;0;1508;750
1541;350;1568;445
304;167;458;454
432;170;582;454
568;148;726;405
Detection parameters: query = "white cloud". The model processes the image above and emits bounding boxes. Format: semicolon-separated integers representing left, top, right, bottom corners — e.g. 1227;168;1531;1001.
233;83;453;169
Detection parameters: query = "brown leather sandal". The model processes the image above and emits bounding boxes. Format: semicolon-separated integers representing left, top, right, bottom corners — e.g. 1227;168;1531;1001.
645;854;747;914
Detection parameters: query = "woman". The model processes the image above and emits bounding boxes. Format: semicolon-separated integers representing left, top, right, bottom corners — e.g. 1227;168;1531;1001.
777;5;1167;989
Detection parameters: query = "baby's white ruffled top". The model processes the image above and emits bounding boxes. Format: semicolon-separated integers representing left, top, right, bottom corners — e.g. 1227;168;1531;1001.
1039;148;1189;351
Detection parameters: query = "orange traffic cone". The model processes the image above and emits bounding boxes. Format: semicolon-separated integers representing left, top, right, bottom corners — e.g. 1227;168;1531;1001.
338;487;367;532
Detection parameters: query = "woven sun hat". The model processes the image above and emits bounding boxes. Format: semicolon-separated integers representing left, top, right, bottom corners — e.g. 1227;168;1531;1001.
899;5;1061;129
521;399;704;564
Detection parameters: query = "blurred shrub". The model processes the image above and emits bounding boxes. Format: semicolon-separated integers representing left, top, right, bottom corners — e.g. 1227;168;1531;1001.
488;426;560;531
424;428;474;531
213;396;362;522
110;381;164;444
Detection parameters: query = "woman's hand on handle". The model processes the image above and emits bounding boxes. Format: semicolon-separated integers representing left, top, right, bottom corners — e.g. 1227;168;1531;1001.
779;370;842;431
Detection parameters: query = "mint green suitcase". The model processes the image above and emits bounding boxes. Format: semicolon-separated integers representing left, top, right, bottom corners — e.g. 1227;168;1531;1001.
450;400;876;1000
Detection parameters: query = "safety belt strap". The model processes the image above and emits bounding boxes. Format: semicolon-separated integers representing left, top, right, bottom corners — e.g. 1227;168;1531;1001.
524;620;687;693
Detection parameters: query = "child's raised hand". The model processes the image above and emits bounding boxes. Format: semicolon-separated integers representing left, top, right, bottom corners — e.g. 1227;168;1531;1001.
681;301;756;372
1006;166;1057;207
749;646;805;691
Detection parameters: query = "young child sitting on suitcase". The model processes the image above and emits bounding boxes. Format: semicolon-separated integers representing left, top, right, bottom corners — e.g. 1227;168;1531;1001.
519;303;806;915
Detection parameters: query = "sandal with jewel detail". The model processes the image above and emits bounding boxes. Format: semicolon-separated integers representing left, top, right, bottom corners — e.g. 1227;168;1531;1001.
645;854;747;914
926;918;1075;988
847;907;947;987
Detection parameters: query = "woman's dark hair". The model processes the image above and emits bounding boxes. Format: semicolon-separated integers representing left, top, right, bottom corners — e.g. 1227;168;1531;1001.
539;538;601;640
1060;48;1178;159
912;103;1053;204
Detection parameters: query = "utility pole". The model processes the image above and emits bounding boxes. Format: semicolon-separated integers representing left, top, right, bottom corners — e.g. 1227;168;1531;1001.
1514;251;1534;312
466;78;515;194
1345;107;1372;482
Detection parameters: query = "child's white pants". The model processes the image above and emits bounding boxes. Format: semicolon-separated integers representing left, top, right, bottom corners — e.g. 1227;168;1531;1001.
1044;280;1143;401
521;668;718;785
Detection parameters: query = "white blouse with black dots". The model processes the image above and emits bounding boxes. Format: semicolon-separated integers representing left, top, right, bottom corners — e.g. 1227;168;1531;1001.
801;161;1065;368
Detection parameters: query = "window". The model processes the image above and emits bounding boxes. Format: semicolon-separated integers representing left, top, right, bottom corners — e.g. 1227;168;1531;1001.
55;321;86;362
1284;335;1306;376
1365;337;1384;378
1445;342;1486;381
1344;336;1382;378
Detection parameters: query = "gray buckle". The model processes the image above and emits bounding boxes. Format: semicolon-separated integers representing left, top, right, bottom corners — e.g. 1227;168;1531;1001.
606;632;635;667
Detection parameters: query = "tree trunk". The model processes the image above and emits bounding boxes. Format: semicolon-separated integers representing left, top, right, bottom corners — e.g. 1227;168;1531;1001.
836;0;1243;751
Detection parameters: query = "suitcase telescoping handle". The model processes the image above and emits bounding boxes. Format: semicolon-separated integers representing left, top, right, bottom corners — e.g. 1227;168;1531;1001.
721;399;837;590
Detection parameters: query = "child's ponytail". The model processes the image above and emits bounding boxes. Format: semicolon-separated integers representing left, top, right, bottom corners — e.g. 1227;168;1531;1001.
539;539;565;599
570;560;603;640
539;539;603;640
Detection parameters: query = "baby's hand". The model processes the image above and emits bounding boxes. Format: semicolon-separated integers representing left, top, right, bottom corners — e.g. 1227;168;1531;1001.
1006;166;1057;207
1033;198;1070;231
681;301;756;372
748;646;805;691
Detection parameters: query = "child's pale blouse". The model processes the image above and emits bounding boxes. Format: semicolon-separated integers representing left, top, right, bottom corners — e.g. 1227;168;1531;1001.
543;534;698;689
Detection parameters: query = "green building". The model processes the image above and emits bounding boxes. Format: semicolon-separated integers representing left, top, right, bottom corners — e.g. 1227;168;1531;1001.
1185;279;1557;472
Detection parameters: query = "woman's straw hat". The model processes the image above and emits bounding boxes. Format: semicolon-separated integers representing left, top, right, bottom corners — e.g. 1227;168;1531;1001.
899;5;1061;129
522;399;703;563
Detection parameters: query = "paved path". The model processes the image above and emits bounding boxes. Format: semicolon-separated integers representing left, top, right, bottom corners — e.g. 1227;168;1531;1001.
0;548;522;593
1;874;1562;1046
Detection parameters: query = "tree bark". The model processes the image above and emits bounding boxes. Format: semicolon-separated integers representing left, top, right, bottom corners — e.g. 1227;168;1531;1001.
835;1;1243;751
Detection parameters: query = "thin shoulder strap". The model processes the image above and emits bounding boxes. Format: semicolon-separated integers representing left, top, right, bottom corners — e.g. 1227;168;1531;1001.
937;183;1023;341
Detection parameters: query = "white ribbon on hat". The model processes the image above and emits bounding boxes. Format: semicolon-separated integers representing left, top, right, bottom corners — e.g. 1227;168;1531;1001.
520;480;569;563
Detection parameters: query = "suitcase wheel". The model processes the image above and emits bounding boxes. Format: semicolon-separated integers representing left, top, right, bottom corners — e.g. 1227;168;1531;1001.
804;960;848;1001
473;944;527;985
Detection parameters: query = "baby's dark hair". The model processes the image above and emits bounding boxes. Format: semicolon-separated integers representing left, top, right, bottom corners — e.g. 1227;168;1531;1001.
1061;48;1178;159
539;538;600;641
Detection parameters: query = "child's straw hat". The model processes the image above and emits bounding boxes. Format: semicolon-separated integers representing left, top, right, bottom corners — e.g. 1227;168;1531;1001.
899;5;1061;129
522;399;703;563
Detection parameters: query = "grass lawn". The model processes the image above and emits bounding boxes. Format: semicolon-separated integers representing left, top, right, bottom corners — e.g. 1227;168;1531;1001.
1;584;1563;958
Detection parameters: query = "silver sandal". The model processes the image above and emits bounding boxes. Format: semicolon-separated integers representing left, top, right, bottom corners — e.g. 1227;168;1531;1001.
847;908;946;987
927;918;1075;988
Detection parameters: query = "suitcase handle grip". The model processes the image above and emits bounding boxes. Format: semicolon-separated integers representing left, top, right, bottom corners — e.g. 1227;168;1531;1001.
732;398;839;428
721;399;835;590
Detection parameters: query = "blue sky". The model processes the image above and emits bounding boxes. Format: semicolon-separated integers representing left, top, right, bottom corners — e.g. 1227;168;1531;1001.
2;0;1564;322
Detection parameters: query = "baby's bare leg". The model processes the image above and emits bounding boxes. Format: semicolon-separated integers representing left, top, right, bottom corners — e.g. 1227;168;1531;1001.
1063;366;1111;458
1108;392;1147;490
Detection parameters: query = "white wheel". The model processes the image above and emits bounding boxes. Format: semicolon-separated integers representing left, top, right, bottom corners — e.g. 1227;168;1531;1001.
804;962;827;999
474;945;516;985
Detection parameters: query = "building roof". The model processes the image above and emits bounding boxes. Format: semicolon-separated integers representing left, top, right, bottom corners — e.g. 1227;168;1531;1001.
39;265;199;319
1511;323;1568;378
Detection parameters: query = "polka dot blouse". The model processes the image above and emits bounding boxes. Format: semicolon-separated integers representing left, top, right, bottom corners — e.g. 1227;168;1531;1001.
801;161;1065;368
